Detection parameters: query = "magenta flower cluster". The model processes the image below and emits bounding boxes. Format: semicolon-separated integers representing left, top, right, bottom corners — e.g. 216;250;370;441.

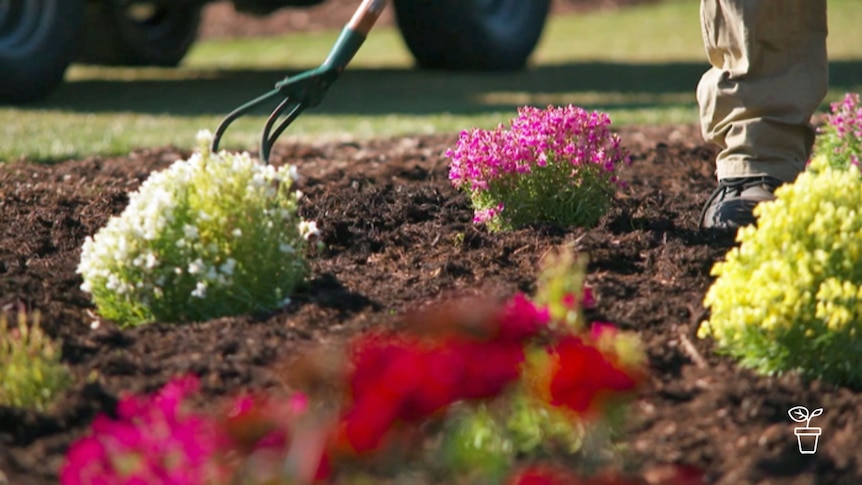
60;376;223;485
819;92;862;168
448;105;626;191
60;375;326;485
446;105;628;229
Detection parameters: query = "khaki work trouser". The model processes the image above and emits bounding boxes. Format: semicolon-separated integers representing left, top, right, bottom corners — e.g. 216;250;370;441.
697;0;828;182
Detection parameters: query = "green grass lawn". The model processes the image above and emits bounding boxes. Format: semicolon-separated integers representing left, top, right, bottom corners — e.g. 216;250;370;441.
3;0;862;163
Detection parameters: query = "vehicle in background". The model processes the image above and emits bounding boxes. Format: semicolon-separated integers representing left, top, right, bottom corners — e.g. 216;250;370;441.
0;0;551;103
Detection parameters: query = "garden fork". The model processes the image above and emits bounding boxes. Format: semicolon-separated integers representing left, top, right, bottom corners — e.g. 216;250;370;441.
210;0;386;163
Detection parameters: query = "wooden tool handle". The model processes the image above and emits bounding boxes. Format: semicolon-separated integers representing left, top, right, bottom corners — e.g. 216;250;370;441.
347;0;386;36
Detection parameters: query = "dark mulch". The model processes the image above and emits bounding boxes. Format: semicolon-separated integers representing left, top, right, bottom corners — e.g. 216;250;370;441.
2;123;862;484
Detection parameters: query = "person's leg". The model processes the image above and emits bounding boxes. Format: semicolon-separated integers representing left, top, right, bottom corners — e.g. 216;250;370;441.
697;0;828;229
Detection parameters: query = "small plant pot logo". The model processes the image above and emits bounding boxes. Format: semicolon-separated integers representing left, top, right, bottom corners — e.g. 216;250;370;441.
788;406;823;454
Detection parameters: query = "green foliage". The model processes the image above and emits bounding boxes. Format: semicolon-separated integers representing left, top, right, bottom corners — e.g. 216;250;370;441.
533;249;590;331
0;311;71;410
77;131;316;326
476;162;616;232
700;154;862;386
504;392;586;456
441;405;513;483
441;393;585;482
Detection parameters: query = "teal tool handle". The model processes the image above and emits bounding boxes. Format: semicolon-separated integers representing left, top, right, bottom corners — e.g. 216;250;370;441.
323;0;386;70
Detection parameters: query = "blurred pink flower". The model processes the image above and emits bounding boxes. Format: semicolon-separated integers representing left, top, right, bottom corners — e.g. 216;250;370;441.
61;375;223;485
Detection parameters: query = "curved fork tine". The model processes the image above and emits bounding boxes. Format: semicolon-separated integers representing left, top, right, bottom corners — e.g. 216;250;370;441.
261;98;305;164
213;0;385;159
211;88;282;153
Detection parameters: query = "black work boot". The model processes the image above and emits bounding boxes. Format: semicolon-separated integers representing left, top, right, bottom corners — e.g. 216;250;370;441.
699;176;783;231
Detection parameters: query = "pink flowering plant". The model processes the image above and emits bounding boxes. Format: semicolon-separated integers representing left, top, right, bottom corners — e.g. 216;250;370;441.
814;92;862;169
60;376;226;485
60;376;326;485
447;105;629;231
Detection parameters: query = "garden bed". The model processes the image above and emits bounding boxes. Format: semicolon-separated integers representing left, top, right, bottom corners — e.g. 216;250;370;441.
3;125;862;484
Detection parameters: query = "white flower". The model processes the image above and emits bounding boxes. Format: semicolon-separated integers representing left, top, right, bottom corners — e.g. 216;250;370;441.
220;258;237;276
196;129;214;147
299;220;320;240
232;228;242;238
288;165;300;182
188;258;205;275
252;172;268;189
105;274;121;291
116;237;128;259
145;252;158;269
183;224;199;240
191;281;207;298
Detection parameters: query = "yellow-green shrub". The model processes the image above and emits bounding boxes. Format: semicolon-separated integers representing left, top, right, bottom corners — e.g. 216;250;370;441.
699;155;862;386
0;311;71;410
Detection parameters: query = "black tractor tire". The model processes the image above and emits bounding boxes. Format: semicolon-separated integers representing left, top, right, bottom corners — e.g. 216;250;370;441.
0;0;83;103
77;0;201;67
393;0;551;71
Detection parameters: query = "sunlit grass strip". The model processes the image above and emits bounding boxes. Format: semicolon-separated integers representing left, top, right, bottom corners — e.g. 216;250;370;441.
185;27;413;70
4;90;859;163
0;109;689;163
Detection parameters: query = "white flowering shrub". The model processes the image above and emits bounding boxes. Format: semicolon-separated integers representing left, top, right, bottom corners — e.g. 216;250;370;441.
699;154;862;386
78;131;318;327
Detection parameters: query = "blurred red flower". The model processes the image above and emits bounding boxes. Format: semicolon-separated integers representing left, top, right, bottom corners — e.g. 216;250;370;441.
548;335;639;414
